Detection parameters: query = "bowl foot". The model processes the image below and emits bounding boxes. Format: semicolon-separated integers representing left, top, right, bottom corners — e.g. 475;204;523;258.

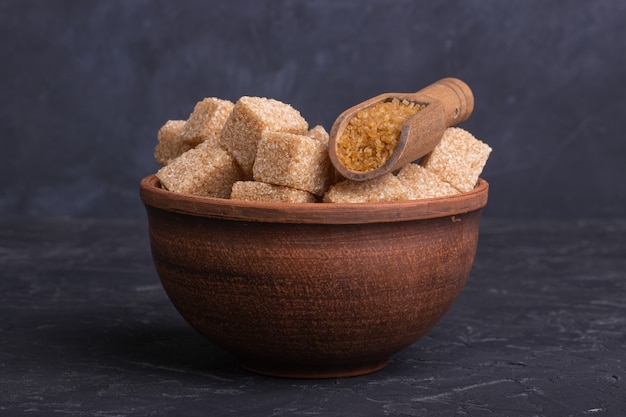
240;359;389;379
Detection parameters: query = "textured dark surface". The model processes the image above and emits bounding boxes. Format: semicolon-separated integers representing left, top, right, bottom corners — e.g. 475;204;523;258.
2;0;626;219
1;217;624;416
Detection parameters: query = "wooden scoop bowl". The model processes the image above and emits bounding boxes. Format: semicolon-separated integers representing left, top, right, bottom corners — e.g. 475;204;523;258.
328;77;474;181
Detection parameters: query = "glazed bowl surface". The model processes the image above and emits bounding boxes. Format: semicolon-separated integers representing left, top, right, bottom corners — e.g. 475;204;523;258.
140;174;488;378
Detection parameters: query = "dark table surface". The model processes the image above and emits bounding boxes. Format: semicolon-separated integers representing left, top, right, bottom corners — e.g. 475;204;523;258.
1;217;624;416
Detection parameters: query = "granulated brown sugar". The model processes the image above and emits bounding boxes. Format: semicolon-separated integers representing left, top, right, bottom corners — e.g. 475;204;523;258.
335;98;425;172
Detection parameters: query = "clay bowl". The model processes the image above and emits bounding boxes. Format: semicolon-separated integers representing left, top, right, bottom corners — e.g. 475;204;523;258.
139;174;489;378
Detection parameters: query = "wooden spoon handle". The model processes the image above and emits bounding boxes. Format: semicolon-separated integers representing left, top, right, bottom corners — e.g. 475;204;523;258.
414;77;474;126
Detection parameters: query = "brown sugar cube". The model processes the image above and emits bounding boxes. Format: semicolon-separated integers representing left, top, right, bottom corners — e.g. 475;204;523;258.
154;120;189;166
219;96;309;177
420;127;492;193
396;163;460;200
306;125;329;145
322;173;408;203
230;181;317;203
306;125;345;185
156;141;244;198
253;131;332;196
180;98;234;147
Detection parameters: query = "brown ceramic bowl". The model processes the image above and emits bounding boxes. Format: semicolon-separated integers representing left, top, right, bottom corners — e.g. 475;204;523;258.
140;174;488;378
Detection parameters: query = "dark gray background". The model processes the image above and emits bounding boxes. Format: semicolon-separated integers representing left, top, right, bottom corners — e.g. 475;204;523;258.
2;0;625;219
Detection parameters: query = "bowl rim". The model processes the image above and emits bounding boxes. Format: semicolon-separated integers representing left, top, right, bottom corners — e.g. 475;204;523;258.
140;174;488;224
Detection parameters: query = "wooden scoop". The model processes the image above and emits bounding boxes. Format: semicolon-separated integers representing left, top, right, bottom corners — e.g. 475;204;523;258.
328;77;474;181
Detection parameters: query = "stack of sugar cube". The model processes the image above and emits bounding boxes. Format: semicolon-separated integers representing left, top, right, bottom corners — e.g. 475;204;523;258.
155;96;336;202
153;96;491;203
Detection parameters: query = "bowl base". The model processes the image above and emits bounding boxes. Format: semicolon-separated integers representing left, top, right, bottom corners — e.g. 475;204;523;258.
241;359;389;379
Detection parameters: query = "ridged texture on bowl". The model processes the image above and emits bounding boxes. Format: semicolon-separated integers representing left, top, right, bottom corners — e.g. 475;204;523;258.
140;175;488;378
